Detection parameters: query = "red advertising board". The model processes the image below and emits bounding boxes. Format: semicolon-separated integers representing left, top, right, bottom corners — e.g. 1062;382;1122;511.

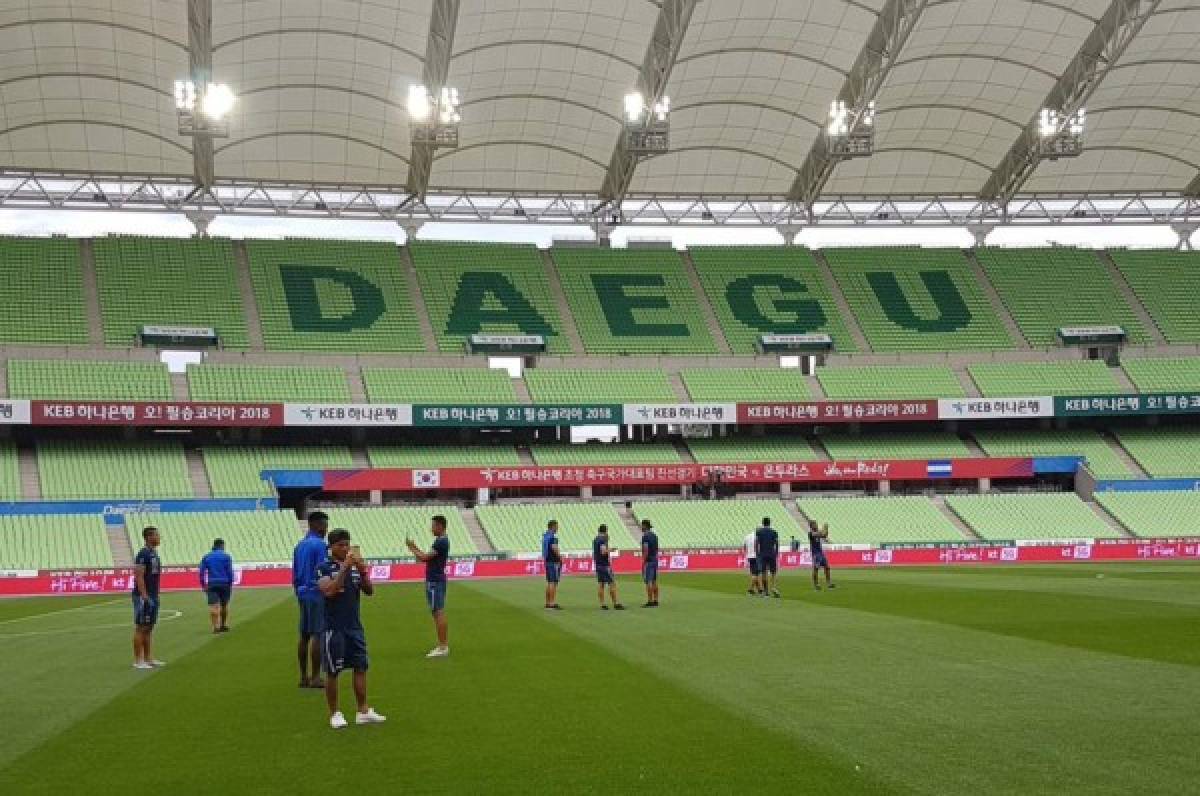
322;457;1034;492
5;539;1197;597
31;401;284;427
737;400;938;424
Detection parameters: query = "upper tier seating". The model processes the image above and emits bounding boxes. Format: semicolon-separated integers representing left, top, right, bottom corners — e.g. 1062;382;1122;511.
323;506;478;557
1094;492;1200;538
822;247;1013;351
410;242;573;353
551;248;719;354
475;503;634;553
686;436;822;463
971;429;1130;478
1111;427;1200;478
125;510;299;566
368;444;521;467
524;369;677;403
975;247;1149;345
202;445;353;497
817;365;965;399
0;441;19;501
0;514;113;570
689;246;859;353
187;363;351;403
37;440;192;499
945;493;1118;540
8;359;172;401
362;367;517;403
530;444;681;466
794;496;965;545
93;236;248;347
245;239;423;352
630;499;800;549
0;237;88;345
968;361;1121;397
817;432;972;460
1121;357;1200;393
1107;249;1200;343
681;368;811;402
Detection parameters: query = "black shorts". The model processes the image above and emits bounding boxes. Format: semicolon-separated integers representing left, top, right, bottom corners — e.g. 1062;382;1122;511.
759;556;778;575
206;585;231;606
132;594;159;627
322;629;369;675
812;550;829;569
596;565;614;585
747;558;760;576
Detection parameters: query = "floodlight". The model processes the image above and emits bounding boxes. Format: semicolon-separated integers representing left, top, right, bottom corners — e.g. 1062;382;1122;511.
828;100;849;137
1038;108;1059;137
1068;107;1085;136
438;86;461;125
622;92;670;155
652;95;670;122
625;92;645;123
174;79;232;137
174;80;197;111
408;85;433;122
1036;107;1084;159
201;83;236;121
409;84;461;148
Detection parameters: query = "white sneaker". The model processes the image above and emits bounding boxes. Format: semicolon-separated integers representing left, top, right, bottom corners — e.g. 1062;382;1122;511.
329;712;348;730
425;646;449;658
133;661;153;670
149;659;166;667
356;708;387;725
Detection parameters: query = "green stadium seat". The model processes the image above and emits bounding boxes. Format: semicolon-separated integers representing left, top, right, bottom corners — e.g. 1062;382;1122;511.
971;429;1130;478
203;445;353;498
817;365;965;399
475;503;633;553
1111;427;1200;478
681;368;810;401
410;242;573;353
794;496;964;545
125;510;299;566
550;248;719;354
0;514;113;570
37;440;192;499
630;499;799;549
1121;357;1200;393
1094;492;1200;538
524;369;676;403
530;444;681;466
187;363;351;403
968;361;1120;397
688;246;858;353
817;432;972;460
362;368;517;403
245;239;424;352
93;236;249;347
8;359;172;401
822;247;1013;352
323;506;478;557
945;493;1118;540
1109;249;1200;343
0;441;19;501
0;237;88;345
975;247;1149;345
368;444;520;467
686;436;822;463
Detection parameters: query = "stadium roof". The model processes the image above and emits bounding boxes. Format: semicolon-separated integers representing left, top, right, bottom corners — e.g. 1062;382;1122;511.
1;0;1198;228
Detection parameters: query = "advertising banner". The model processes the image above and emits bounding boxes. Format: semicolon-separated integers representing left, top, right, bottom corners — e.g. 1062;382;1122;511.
737;400;937;424
31;401;284;427
412;404;622;427
938;396;1053;420
0;400;31;425
284;403;412;426
622;403;737;424
1055;393;1200;417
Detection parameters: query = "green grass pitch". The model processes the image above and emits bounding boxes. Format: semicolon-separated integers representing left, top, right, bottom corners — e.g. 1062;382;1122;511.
1;565;1199;794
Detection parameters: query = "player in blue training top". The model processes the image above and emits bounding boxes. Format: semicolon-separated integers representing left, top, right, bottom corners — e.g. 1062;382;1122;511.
755;517;781;598
592;524;624;610
199;538;234;633
317;529;385;730
808;519;836;591
542;520;563;610
292;511;329;689
640;519;660;608
131;526;164;670
407;514;451;658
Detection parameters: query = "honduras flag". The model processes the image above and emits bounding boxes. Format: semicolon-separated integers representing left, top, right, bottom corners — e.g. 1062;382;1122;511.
927;460;953;478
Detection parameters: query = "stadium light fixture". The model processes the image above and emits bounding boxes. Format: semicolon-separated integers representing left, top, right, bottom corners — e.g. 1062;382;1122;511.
1036;107;1085;160
201;84;236;121
174;79;234;138
624;91;645;123
825;99;874;159
622;92;670;155
409;84;461;148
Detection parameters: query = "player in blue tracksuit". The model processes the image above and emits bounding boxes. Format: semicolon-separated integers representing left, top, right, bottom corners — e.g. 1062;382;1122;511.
407;514;451;658
640;519;660;608
808;519;836;591
199;538;234;633
316;529;385;729
592;524;624;610
542;520;563;610
131;526;164;670
292;511;329;688
755;518;781;598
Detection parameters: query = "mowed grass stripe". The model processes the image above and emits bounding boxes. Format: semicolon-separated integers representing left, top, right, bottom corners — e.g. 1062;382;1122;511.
477;572;1200;795
0;582;889;795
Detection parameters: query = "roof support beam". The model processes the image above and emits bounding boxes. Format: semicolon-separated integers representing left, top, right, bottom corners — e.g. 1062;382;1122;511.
980;0;1162;206
1186;173;1200;198
406;0;461;198
597;0;698;210
788;0;930;210
186;0;214;188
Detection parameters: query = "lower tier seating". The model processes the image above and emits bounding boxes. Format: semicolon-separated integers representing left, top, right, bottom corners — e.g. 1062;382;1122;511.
38;440;192;499
945;493;1118;540
816;432;972;460
202;446;353;498
686;436;822;463
0;514;113;570
794;496;965;545
367;445;521;468
1111;427;1200;478
1094;491;1200;538
323;506;478;557
125;510;300;566
530;444;681;466
630;499;801;549
971;429;1130;479
475;502;633;553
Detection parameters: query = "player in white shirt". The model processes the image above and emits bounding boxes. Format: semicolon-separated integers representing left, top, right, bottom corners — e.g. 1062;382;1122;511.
743;531;761;596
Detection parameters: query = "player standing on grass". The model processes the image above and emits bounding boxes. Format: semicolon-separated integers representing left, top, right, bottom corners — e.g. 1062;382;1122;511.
743;529;761;596
317;529;385;729
640;519;659;607
406;514;451;658
199;538;234;633
808;520;835;591
131;526;164;670
755;518;781;598
542;520;563;610
592;524;624;610
292;511;329;688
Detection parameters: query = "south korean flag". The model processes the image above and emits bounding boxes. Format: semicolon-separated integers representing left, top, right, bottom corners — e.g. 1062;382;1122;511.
413;469;440;489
